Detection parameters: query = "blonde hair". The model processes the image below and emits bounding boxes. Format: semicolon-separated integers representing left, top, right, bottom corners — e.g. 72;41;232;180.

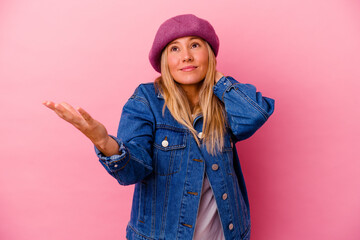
155;42;227;155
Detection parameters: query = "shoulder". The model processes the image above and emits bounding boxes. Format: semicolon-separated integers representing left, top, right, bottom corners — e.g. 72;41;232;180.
128;82;163;107
132;82;157;96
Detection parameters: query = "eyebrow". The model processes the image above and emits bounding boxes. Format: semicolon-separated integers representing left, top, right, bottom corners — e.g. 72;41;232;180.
169;37;201;45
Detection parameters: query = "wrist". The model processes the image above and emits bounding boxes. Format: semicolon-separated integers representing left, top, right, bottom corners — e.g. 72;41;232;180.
94;135;121;157
94;135;111;152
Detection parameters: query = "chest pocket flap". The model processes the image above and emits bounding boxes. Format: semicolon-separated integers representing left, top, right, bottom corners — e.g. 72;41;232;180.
153;125;187;175
153;126;186;151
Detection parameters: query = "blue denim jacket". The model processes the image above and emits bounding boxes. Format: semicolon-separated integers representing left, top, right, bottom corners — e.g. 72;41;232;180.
95;76;275;240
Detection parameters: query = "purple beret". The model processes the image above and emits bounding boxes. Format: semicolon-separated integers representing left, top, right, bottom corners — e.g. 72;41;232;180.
149;14;219;73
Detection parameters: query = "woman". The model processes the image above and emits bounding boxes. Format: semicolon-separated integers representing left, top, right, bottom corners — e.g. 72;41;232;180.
44;14;274;240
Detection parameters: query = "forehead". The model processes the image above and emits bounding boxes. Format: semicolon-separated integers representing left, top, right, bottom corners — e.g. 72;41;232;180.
168;36;205;45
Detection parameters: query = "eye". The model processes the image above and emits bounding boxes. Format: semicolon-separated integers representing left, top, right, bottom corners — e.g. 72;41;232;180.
191;42;200;48
170;46;179;52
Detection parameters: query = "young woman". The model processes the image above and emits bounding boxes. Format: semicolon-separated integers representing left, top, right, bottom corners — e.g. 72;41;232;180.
44;14;274;240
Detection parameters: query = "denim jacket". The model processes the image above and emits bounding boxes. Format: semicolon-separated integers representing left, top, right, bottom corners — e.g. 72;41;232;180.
95;76;275;240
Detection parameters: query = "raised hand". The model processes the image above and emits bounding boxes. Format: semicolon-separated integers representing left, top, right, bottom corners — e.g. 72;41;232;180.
43;101;119;156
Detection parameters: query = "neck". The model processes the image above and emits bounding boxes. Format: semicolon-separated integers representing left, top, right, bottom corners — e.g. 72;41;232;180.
180;82;202;112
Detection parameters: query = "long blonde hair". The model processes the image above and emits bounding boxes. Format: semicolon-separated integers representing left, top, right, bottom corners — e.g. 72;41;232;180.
155;42;227;155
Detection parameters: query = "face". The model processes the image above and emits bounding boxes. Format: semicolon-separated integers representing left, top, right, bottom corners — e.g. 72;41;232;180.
166;36;209;86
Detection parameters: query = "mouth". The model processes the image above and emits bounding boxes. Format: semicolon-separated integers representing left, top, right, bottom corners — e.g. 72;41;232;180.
180;66;197;72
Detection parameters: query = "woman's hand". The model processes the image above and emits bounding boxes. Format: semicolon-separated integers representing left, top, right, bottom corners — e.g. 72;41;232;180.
43;101;119;156
215;71;224;83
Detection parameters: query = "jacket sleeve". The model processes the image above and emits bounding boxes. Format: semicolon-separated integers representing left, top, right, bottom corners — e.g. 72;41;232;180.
95;86;155;185
213;76;275;142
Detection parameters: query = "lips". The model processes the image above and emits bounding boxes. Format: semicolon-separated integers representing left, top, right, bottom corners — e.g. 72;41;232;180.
181;66;197;71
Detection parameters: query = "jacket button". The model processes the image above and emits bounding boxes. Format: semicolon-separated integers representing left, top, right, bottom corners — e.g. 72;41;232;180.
114;164;118;167
229;223;234;230
212;164;219;171
162;139;169;147
222;193;228;200
198;132;203;139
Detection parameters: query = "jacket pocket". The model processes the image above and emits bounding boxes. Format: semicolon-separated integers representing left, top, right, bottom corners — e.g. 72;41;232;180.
153;125;186;175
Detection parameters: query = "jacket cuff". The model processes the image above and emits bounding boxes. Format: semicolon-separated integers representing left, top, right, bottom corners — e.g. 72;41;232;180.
95;135;129;172
213;76;239;101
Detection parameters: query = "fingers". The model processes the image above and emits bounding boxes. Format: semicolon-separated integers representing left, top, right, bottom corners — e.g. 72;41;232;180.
43;101;84;126
43;101;56;110
43;101;108;144
43;100;97;126
77;107;93;123
59;102;81;116
43;101;69;119
53;103;74;121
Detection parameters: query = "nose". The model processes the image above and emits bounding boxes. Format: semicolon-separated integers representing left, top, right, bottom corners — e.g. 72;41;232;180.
182;48;193;62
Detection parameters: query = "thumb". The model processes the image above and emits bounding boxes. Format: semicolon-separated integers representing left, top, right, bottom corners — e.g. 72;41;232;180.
77;107;94;123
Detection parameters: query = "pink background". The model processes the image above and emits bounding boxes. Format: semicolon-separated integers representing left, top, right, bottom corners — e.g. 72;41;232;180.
1;0;360;239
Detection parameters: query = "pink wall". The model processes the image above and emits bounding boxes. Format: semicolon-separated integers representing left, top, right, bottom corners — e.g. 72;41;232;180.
1;0;359;239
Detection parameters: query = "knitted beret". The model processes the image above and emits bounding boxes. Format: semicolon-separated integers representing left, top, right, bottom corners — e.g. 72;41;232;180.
149;14;219;73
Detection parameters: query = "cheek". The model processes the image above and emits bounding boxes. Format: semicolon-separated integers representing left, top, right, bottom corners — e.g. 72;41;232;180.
167;55;178;72
200;57;209;74
199;51;209;68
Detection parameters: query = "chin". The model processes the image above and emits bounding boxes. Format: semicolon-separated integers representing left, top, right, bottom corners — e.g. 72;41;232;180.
175;78;202;85
175;74;205;84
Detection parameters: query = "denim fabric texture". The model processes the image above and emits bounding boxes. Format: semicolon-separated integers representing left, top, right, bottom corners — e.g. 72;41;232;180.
95;76;275;240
